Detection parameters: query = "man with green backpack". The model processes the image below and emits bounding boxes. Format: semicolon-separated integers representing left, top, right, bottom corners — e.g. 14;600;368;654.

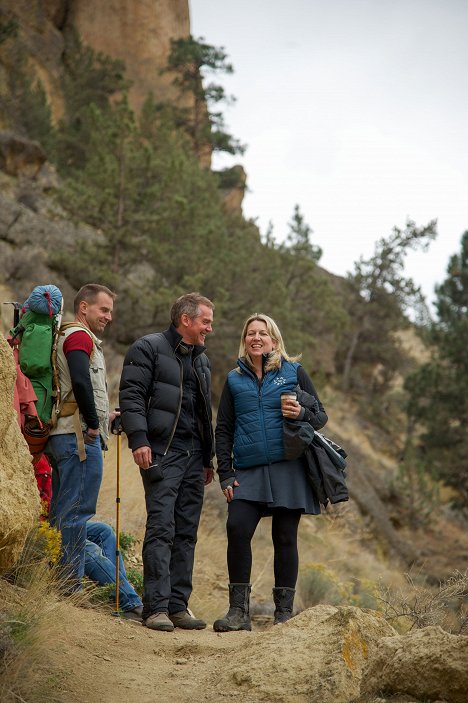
46;283;116;590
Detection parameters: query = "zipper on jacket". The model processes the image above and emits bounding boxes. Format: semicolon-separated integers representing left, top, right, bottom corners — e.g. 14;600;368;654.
162;356;183;455
194;365;214;447
257;383;271;465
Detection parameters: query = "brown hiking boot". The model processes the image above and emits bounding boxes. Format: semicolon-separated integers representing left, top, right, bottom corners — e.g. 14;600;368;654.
144;612;174;632
168;610;207;630
122;605;143;622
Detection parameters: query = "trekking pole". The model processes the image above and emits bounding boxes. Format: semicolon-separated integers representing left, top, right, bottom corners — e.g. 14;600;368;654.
111;408;122;616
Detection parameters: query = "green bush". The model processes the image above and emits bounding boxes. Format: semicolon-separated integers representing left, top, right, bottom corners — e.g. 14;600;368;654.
126;568;144;596
118;531;138;560
299;563;350;607
300;564;379;611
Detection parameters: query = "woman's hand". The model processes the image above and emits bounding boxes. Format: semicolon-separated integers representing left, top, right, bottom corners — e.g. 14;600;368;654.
281;397;301;419
222;479;240;502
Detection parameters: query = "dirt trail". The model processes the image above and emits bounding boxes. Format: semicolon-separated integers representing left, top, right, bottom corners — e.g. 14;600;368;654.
47;442;254;703
48;604;254;703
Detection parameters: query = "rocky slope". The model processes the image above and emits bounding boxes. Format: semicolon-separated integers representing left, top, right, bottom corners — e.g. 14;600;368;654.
0;0;190;122
0;334;40;571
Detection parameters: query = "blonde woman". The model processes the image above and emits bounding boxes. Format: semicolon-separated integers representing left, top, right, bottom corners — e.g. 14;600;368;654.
214;313;328;631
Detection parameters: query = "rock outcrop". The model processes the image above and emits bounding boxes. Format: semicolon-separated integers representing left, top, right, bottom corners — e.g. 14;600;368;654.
0;0;190;123
68;0;191;113
0;132;46;178
0;185;100;312
200;606;468;703
210;605;397;703
0;334;40;572
360;625;468;703
219;165;247;214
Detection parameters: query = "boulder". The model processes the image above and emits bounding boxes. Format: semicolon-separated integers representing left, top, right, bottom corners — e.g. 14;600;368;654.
210;605;397;703
360;625;468;703
0;335;41;572
0;132;46;178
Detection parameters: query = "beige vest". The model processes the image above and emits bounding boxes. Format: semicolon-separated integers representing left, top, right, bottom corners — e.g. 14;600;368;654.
50;323;109;444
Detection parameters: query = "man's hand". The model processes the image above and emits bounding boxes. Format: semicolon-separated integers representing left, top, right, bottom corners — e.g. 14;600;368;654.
84;427;100;444
133;446;152;469
109;409;121;432
204;467;214;486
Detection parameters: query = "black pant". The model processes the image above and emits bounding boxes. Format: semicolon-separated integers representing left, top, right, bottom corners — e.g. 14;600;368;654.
140;449;204;618
226;499;302;588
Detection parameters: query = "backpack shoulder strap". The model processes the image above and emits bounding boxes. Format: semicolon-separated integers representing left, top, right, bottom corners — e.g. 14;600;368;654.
59;322;95;353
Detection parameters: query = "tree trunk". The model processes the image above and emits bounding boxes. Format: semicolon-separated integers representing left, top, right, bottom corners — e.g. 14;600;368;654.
342;328;360;391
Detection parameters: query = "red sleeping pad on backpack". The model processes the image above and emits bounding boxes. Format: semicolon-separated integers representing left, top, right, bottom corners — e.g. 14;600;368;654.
33;454;52;516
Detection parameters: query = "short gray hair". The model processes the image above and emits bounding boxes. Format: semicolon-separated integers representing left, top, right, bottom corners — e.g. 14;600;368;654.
170;292;214;327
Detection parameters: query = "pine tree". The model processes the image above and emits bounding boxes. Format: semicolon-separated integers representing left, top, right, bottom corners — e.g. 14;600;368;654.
284;205;322;262
405;232;468;509
163;35;245;158
338;219;437;394
55;29;129;172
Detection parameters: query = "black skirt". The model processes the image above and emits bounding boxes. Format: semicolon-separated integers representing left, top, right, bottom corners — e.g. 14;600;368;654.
231;457;320;515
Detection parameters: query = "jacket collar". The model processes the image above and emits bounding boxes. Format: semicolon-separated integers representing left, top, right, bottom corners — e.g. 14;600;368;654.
237;353;273;377
163;324;206;357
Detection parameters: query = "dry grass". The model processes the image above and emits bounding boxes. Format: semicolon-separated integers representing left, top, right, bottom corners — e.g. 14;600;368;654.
0;528;103;703
377;568;468;634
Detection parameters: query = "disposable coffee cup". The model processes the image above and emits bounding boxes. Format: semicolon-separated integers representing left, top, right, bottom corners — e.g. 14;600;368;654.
281;392;297;413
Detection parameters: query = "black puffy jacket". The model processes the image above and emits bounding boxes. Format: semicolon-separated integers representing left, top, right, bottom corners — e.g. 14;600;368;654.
119;325;214;466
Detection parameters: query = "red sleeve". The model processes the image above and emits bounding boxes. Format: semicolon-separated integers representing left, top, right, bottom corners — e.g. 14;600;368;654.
63;331;93;357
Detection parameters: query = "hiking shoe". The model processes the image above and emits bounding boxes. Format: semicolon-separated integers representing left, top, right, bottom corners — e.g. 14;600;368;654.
213;583;252;632
168;610;207;630
144;612;174;632
273;587;296;625
122;605;143;622
213;607;252;632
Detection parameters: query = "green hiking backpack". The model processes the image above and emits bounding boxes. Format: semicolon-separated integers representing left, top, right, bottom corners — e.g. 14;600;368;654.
10;285;63;424
18;308;58;422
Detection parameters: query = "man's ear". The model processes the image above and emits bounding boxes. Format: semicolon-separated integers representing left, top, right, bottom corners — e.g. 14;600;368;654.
180;312;190;328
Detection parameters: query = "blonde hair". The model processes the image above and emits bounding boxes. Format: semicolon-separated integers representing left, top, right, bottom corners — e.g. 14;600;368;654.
238;313;301;372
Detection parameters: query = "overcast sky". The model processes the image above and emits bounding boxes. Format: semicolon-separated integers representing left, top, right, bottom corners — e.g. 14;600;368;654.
190;0;468;309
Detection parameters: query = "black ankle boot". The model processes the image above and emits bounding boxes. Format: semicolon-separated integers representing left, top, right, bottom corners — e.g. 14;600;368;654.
213;583;252;632
272;587;296;624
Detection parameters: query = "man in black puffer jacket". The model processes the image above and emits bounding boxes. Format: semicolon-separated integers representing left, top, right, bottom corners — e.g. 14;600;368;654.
119;293;215;632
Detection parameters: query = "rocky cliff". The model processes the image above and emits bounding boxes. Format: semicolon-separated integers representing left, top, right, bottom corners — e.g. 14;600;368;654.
0;334;40;571
68;0;190;113
0;0;190;123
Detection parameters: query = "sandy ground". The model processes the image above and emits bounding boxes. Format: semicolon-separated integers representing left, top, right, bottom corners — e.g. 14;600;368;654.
31;440;263;703
47;604;257;703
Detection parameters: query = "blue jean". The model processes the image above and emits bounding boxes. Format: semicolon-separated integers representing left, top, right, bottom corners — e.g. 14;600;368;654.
47;432;103;585
85;522;142;611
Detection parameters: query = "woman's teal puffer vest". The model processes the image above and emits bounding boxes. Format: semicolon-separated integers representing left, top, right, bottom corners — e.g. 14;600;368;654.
227;358;299;469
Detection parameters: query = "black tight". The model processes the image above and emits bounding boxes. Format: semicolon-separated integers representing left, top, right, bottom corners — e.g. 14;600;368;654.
226;499;301;588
